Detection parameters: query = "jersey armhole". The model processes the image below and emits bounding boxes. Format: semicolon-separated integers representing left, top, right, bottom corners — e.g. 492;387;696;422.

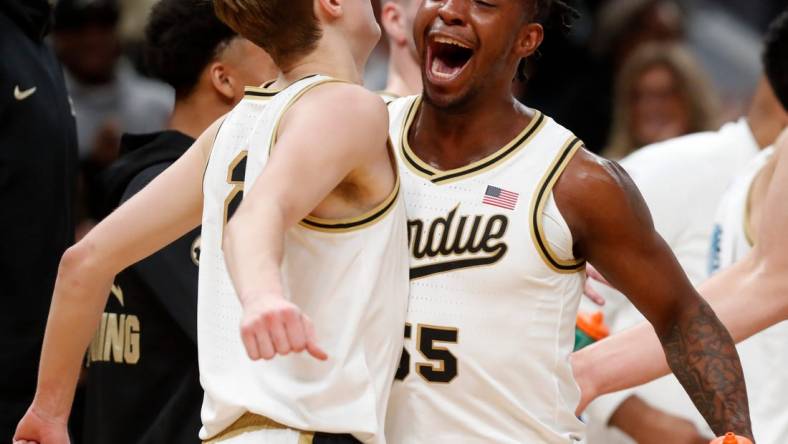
300;139;401;234
529;136;587;274
201;116;229;195
267;79;348;155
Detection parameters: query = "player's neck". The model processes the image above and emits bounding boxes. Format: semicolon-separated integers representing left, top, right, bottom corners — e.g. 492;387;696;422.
168;92;230;140
411;91;533;170
277;37;365;87
385;47;422;97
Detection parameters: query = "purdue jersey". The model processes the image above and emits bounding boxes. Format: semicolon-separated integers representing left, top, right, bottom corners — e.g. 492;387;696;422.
709;146;788;444
198;76;409;443
386;96;586;443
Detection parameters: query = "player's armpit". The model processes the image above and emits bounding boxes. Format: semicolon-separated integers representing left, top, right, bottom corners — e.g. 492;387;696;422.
223;83;390;361
555;149;752;439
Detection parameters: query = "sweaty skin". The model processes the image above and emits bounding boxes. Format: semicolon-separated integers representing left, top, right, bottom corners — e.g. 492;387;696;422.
573;128;788;413
409;0;752;439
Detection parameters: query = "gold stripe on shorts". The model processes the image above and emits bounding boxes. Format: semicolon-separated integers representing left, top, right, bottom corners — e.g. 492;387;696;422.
203;412;315;443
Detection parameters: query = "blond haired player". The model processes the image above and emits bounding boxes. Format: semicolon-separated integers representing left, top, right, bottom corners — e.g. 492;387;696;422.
13;1;408;443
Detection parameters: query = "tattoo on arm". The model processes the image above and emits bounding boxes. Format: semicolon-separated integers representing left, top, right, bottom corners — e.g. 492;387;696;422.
661;300;753;439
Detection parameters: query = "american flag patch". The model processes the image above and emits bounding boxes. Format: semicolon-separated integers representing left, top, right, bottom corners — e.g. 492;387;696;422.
482;185;519;210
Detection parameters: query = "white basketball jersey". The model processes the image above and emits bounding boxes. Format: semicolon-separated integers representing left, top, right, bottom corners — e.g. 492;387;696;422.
709;146;788;444
709;146;774;275
198;76;410;443
386;96;586;443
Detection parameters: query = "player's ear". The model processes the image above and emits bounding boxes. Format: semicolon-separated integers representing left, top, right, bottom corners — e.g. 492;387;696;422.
316;0;343;21
382;2;407;45
514;21;544;60
209;62;237;102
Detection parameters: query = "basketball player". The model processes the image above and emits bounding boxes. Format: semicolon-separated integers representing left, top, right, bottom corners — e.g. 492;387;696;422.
13;1;408;443
385;0;752;442
574;11;788;439
380;0;422;100
574;126;788;413
83;2;278;443
583;14;788;440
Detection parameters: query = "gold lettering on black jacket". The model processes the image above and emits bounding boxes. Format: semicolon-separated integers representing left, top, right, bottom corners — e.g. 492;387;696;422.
408;206;508;279
86;284;141;365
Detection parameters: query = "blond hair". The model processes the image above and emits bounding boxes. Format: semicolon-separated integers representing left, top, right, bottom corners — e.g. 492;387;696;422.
213;0;321;66
604;44;719;160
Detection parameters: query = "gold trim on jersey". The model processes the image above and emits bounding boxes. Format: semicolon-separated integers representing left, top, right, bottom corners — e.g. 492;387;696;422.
399;96;547;185
529;137;586;274
244;78;283;99
222;150;249;229
299;175;401;233
203;412;314;443
243;86;278;99
261;77;401;234
268;78;347;149
377;90;401;104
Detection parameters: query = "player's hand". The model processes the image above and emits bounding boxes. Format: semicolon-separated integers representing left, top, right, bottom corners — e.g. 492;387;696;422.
13;405;70;444
583;263;611;306
239;295;328;361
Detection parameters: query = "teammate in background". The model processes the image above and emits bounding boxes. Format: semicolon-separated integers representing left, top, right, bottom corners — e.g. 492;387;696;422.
0;0;78;441
380;0;421;100
13;0;408;443
585;14;788;440
575;125;788;422
83;2;277;443
385;0;752;442
575;10;788;442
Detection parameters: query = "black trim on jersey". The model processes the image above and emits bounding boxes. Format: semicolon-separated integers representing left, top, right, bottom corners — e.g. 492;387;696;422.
300;183;400;231
431;113;546;184
399;98;546;184
532;137;586;272
244;74;320;98
244;89;277;98
402;148;436;177
410;249;507;280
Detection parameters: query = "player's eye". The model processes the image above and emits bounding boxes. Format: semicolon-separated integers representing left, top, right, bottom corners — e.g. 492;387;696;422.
475;0;496;7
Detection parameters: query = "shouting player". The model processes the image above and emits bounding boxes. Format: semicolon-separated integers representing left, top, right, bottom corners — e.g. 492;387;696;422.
385;0;752;442
14;0;408;443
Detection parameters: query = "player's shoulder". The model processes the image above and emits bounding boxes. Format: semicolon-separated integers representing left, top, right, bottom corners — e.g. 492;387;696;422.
294;82;388;127
556;145;637;211
310;82;385;110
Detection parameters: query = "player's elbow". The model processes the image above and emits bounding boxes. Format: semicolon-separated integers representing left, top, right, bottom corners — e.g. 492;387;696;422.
58;241;105;288
649;293;700;339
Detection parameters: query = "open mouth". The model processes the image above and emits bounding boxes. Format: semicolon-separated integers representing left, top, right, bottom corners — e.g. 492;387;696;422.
428;36;474;81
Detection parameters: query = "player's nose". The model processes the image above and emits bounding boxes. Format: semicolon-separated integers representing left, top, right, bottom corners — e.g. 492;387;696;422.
437;0;469;26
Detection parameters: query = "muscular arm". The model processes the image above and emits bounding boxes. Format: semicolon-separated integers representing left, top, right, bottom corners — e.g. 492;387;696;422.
556;149;752;438
223;84;391;361
16;120;219;431
573;129;788;408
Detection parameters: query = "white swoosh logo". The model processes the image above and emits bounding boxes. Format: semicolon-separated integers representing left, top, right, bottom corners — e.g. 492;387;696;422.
14;85;37;101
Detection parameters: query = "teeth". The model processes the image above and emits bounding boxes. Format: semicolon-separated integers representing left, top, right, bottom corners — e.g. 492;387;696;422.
433;36;470;49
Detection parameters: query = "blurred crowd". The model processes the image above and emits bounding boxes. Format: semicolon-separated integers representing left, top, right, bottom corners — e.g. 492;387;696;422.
1;0;786;443
50;0;783;237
